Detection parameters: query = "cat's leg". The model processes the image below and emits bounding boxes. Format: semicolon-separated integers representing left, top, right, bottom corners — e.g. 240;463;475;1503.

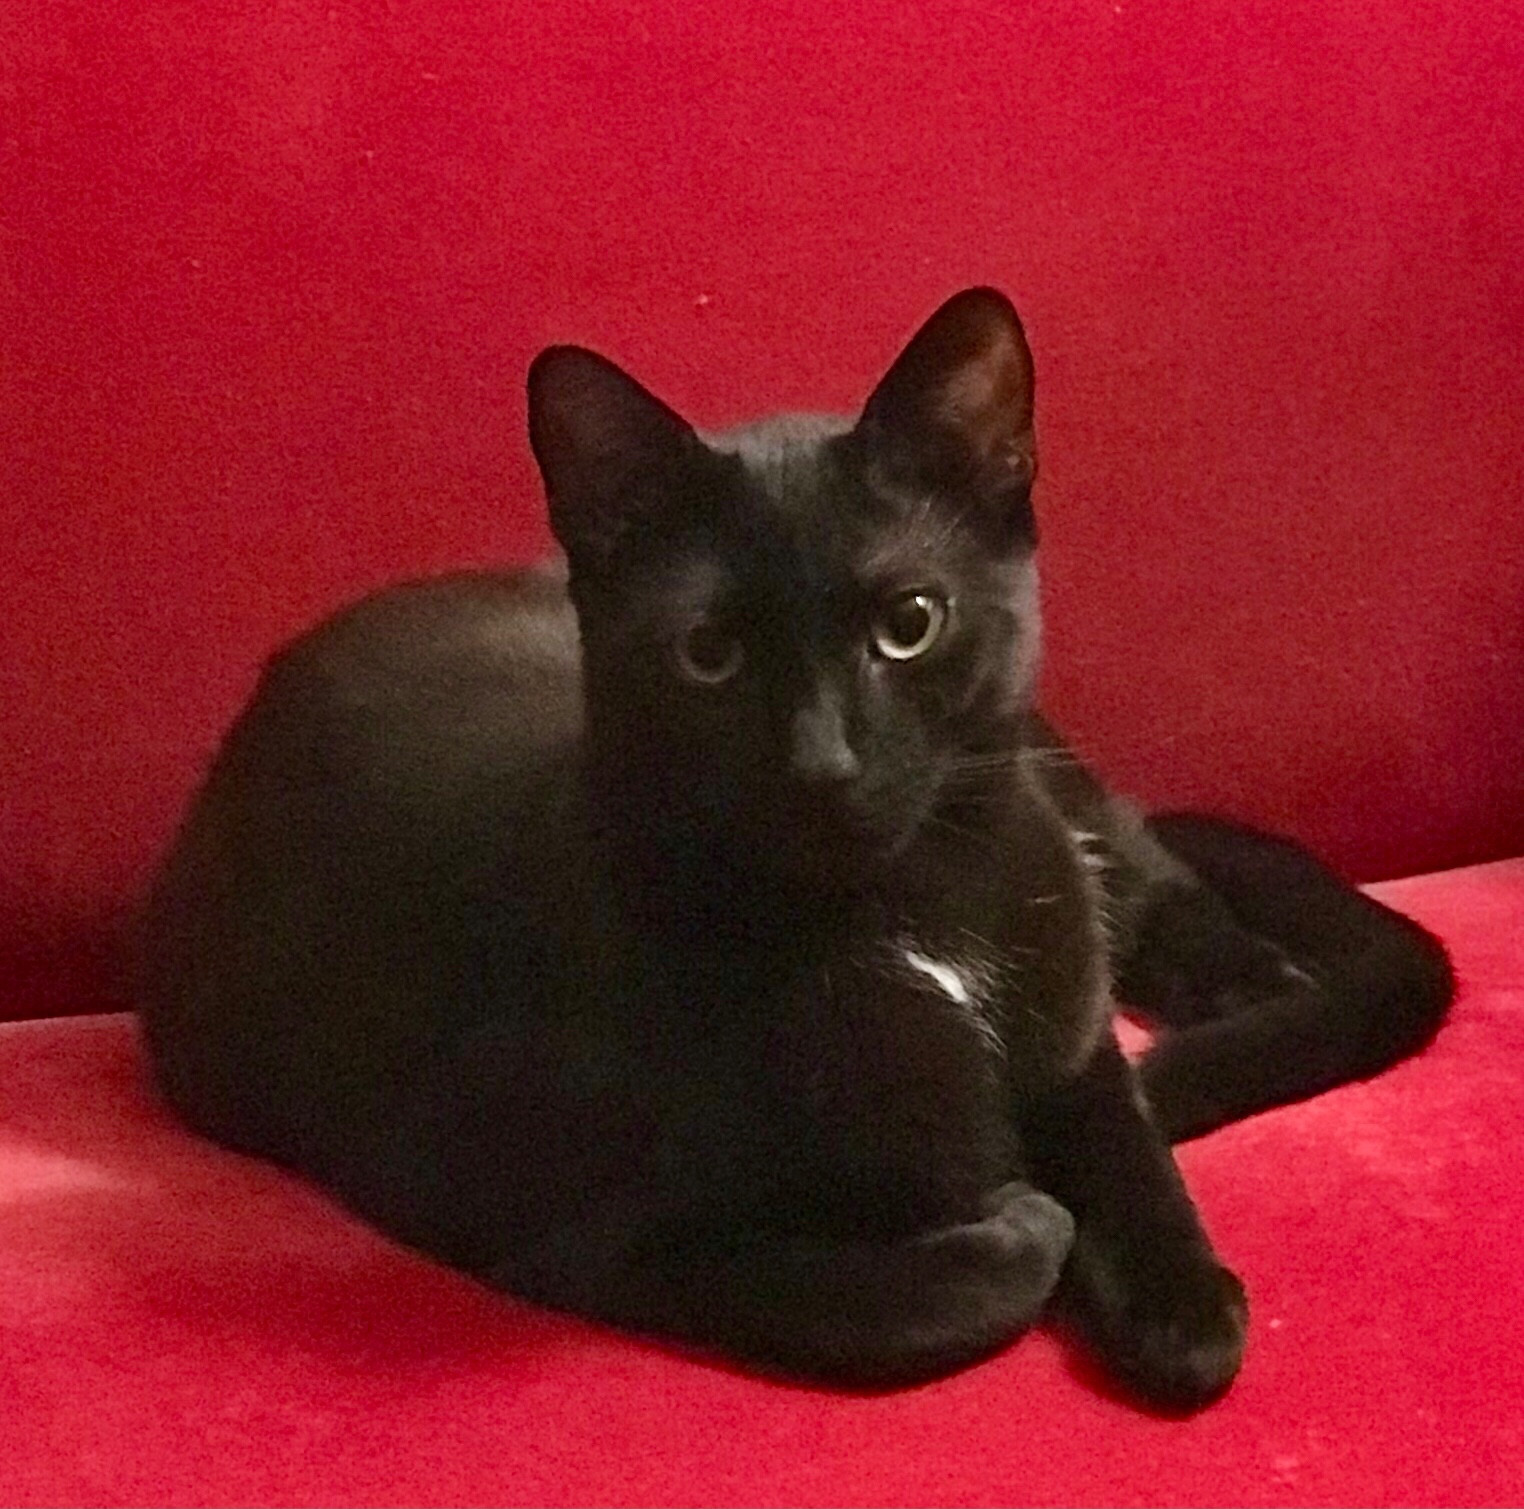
486;1180;1074;1389
1115;813;1454;1143
1020;1035;1248;1411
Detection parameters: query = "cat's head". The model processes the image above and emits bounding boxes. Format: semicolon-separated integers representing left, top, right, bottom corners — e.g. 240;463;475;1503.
527;288;1041;890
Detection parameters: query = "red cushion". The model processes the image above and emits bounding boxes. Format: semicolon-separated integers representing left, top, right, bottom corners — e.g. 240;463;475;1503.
4;0;1524;1018
4;859;1520;1506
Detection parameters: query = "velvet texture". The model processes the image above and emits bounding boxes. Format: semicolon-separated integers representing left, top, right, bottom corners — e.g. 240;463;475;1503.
4;0;1524;1017
2;861;1519;1506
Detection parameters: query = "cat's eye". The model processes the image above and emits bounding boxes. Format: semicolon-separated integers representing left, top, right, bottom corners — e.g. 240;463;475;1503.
871;591;948;661
675;621;744;685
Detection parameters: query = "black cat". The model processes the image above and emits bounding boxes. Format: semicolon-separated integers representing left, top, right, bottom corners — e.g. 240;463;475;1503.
139;288;1453;1409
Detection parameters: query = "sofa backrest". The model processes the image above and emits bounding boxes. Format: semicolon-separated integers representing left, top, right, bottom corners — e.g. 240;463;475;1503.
5;0;1522;1017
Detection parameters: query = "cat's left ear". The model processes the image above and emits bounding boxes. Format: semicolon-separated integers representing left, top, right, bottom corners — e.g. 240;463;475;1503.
855;287;1037;544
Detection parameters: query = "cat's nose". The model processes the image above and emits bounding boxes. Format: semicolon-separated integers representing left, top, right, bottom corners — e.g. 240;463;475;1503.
789;691;862;786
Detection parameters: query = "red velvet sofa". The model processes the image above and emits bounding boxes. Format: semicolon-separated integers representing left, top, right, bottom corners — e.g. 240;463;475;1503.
5;1;1522;1502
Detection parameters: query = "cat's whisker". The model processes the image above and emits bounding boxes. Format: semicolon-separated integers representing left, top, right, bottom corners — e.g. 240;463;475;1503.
956;923;1037;958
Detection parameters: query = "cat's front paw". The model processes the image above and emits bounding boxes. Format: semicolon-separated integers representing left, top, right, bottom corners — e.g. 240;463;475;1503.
828;1184;1074;1389
919;1184;1075;1346
1072;1254;1248;1412
981;1188;1078;1280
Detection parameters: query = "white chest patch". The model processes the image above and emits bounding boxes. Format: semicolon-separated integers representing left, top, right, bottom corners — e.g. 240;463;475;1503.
902;949;974;1006
898;945;1007;1059
1069;828;1111;874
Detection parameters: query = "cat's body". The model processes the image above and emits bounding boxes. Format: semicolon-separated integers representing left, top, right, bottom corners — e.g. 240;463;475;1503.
140;290;1453;1407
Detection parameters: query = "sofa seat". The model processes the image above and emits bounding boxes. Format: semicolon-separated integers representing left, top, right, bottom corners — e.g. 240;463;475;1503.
4;859;1521;1507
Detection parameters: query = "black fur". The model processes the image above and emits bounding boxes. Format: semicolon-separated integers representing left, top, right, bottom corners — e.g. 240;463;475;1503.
139;288;1452;1408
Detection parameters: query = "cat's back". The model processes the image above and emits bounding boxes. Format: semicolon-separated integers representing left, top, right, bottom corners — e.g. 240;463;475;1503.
140;564;590;1161
203;565;582;831
267;563;581;755
151;562;585;937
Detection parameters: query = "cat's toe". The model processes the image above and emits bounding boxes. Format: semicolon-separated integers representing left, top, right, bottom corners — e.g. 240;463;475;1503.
1108;1263;1248;1412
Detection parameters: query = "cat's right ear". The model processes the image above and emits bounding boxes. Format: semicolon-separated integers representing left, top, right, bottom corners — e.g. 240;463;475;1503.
527;346;701;572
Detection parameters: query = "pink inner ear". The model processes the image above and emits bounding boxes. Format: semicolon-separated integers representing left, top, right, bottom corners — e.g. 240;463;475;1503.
938;356;1006;428
933;334;1034;471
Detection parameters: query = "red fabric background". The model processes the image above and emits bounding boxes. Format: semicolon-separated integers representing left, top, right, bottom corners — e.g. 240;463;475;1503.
4;0;1523;1017
3;861;1521;1507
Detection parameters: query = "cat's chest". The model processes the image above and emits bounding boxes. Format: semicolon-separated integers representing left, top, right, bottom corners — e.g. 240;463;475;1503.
867;814;1112;1084
744;889;1102;1226
845;931;1011;1065
802;913;1092;1090
735;934;1015;1227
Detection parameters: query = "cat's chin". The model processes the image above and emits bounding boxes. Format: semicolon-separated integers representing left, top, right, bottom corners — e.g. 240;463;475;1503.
766;809;926;894
777;844;892;893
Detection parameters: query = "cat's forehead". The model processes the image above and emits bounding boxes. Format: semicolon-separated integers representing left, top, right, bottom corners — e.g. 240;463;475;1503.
704;413;855;542
704;411;853;470
700;412;960;585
